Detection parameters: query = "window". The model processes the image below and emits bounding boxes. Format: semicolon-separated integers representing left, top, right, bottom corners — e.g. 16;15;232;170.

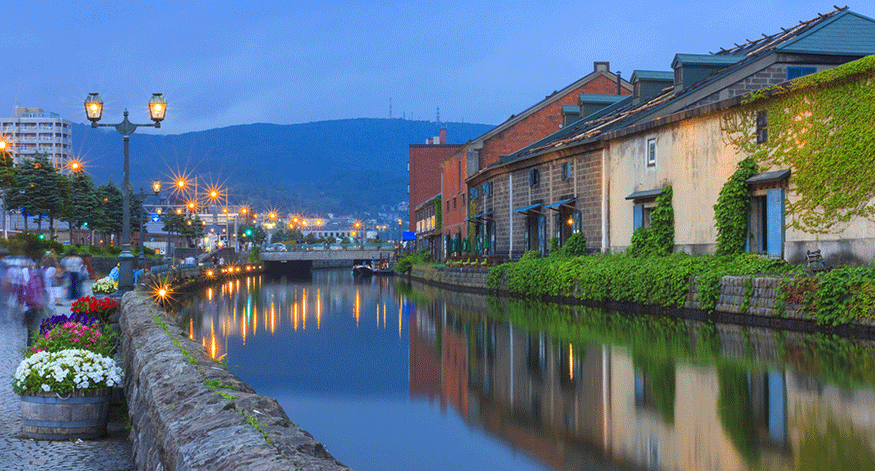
447;200;451;213
453;197;457;210
756;111;768;144
633;204;654;230
469;187;479;200
561;162;572;180
787;66;816;80
482;181;491;196
529;169;540;187
646;138;656;167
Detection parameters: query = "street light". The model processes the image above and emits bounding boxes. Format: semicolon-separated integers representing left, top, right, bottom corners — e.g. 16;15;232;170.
153;179;169;264
84;92;167;294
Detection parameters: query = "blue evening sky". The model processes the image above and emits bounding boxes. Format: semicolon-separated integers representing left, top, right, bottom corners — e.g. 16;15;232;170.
1;1;854;134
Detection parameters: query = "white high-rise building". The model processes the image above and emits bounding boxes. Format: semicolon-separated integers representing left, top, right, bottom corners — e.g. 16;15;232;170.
0;107;73;168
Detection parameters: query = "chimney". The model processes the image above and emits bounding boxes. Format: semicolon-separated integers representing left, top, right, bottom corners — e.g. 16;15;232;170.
616;71;622;95
439;128;447;145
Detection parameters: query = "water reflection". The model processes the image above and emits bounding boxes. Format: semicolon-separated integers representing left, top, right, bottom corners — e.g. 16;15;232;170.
177;272;875;471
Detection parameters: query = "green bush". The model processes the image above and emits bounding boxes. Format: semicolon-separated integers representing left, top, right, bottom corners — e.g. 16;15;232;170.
395;249;430;274
549;236;559;254
1;233;49;260
559;232;587;257
87;245;103;254
491;251;797;309
105;246;123;256
249;246;260;263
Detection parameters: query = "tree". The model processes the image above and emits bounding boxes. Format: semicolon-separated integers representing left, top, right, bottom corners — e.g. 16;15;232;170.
0;146;15;237
60;172;99;245
14;154;62;234
94;181;123;245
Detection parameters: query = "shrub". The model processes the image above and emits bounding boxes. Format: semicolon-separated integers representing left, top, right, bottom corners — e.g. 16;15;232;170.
560;233;587;257
395;249;430;273
549;236;559;254
105;246;123;255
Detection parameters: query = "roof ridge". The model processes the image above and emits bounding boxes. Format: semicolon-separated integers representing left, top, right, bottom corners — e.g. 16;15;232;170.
716;5;847;56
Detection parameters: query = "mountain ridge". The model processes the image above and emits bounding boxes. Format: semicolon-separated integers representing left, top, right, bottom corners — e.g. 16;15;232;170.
71;118;493;214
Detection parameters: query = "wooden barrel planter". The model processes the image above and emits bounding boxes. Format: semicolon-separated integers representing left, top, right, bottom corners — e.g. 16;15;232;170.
19;388;112;440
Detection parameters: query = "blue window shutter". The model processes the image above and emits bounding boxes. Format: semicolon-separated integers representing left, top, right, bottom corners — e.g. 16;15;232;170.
573;211;581;234
633;205;644;230
538;215;546;254
766;188;784;258
525;217;531;251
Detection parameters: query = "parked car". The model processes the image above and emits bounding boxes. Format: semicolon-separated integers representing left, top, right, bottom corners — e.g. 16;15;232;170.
264;242;287;252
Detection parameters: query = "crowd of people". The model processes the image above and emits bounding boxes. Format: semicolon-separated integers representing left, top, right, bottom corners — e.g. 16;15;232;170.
0;254;90;317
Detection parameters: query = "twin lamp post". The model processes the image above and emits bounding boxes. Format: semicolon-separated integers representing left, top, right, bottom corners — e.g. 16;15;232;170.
84;92;167;295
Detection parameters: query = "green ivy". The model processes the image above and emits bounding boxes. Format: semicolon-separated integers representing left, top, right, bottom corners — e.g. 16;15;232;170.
721;55;875;233
714;158;759;255
434;196;442;231
628;186;674;257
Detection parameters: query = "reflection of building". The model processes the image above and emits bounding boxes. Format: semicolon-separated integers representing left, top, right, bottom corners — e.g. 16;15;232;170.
1;107;73;167
408;293;875;471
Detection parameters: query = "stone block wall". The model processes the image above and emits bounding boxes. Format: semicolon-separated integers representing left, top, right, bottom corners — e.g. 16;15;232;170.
119;293;350;471
410;266;490;293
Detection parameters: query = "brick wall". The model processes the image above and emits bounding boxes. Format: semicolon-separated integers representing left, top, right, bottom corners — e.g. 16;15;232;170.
479;75;630;169
409;144;462;232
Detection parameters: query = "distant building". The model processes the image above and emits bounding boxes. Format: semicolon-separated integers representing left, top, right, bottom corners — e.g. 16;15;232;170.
0;107;73;168
407;128;463;232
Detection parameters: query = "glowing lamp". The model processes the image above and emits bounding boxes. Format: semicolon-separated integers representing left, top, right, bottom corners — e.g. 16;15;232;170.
148;93;167;122
84;93;104;122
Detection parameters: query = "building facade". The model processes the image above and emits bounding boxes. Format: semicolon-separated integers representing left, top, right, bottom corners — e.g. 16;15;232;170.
472;7;875;263
444;62;631;258
407;128;462;233
0;107;73;168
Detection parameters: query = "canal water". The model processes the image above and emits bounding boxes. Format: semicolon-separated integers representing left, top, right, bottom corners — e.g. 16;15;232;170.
177;269;875;471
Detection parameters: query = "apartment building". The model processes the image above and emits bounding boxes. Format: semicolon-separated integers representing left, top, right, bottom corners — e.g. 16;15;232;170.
0;107;73;168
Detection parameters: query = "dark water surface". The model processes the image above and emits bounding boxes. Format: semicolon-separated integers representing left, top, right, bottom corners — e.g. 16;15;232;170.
177;269;875;471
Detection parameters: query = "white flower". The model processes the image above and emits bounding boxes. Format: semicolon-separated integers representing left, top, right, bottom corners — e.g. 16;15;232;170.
11;349;124;395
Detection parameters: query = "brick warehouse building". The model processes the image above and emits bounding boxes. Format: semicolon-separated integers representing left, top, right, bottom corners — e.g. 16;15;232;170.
443;62;631;258
407;128;463;233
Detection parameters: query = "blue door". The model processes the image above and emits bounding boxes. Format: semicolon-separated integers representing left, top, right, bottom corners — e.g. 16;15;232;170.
766;188;784;258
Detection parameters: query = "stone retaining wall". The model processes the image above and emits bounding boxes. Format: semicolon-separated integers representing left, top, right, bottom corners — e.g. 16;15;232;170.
119;292;350;471
409;266;875;335
409;265;490;292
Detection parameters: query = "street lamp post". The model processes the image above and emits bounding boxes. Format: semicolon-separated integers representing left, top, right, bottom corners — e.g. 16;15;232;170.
84;92;167;294
138;188;146;270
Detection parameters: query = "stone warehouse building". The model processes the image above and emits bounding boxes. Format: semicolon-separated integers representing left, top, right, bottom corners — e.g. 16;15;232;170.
467;7;875;263
441;62;631;257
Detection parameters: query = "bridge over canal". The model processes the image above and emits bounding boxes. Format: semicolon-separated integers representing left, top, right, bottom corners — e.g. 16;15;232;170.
259;246;395;277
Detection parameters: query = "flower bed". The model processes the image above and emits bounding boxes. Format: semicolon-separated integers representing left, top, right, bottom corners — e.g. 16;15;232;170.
30;321;118;357
72;295;119;323
92;277;117;295
13;349;123;395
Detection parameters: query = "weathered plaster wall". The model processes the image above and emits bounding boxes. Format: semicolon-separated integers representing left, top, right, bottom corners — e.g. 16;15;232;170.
119;293;350;471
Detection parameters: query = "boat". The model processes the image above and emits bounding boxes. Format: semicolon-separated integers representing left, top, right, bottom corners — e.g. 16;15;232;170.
352;265;373;278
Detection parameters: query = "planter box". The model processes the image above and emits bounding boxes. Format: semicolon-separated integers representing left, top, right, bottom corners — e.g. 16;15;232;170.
20;387;112;440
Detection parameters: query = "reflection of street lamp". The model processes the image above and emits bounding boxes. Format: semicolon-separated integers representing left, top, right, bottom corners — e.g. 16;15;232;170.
84;92;167;294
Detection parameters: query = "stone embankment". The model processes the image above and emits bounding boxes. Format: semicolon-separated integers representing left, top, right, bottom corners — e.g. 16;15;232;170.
119;293;350;471
409;266;875;338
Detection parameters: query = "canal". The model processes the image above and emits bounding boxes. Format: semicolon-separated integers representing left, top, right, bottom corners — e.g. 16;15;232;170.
177;269;875;470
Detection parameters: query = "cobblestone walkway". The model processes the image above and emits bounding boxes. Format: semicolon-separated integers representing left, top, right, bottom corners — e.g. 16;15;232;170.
0;281;134;471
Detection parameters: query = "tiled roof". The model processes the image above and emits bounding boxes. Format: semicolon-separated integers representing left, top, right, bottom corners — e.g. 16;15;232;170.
499;6;875;166
671;53;744;68
630;70;673;81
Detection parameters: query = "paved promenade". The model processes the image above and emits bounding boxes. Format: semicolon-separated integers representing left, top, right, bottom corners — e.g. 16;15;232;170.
0;281;134;471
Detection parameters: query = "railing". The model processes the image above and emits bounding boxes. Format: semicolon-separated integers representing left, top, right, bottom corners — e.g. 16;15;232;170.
271;242;399;252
